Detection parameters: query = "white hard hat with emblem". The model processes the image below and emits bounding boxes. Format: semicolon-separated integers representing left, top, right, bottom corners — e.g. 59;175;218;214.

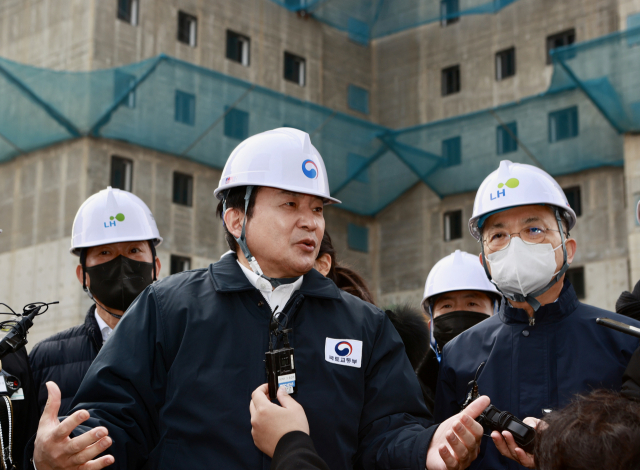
469;160;577;241
214;127;340;204
424;250;500;302
70;187;162;256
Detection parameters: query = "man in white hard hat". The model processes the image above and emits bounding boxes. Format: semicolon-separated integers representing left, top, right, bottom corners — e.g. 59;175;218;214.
418;250;501;412
29;187;162;417
31;128;488;470
434;160;640;469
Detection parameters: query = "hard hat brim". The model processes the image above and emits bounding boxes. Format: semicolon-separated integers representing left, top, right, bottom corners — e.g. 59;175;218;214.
214;183;341;205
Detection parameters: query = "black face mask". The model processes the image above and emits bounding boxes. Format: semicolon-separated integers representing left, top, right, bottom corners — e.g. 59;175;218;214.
85;255;154;313
432;311;490;349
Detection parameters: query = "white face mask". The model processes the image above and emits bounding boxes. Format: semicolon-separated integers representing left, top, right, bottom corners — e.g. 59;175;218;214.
487;237;562;298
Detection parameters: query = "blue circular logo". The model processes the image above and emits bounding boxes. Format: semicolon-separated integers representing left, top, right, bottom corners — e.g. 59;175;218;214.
335;341;352;357
302;160;318;179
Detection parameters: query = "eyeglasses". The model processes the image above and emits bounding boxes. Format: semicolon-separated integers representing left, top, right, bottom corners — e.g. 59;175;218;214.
482;226;566;252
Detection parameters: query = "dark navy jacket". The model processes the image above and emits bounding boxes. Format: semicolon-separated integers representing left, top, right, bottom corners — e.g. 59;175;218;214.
29;306;102;415
434;281;640;470
64;254;436;469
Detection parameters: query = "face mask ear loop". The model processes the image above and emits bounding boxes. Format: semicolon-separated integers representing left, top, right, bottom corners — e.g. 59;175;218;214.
520;209;571;311
428;302;441;363
149;241;157;281
80;249;93;300
225;187;283;289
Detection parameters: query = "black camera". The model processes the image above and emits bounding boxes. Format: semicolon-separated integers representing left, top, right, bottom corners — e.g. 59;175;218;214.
462;363;536;454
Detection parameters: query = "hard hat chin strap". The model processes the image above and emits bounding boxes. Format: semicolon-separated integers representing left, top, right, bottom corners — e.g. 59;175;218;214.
223;186;284;289
480;209;570;312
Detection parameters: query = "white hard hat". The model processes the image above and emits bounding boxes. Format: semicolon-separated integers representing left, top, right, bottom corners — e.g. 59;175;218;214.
469;160;576;241
423;250;500;302
70;187;162;256
213;127;340;204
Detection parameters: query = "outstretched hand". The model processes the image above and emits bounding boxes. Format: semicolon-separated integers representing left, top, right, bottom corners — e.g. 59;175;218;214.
33;381;114;470
491;417;544;469
249;384;310;457
426;395;490;470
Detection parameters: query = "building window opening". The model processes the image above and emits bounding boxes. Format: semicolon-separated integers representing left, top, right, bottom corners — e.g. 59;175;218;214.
347;223;369;253
117;0;138;25
226;30;250;66
114;71;136;108
563;186;582;217
496;47;516;80
440;0;459;26
284;52;306;86
549;106;579;142
546;29;575;64
177;12;197;47
496;122;518;155
111;156;133;192
566;267;585;299
442;65;460;96
173;172;193;207
444;210;462;241
170;255;192;274
224;107;249;140
441;136;461;167
175;90;196;126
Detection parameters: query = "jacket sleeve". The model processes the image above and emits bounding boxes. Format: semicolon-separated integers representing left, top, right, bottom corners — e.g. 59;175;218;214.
65;285;173;469
271;431;331;470
433;349;461;423
354;314;438;470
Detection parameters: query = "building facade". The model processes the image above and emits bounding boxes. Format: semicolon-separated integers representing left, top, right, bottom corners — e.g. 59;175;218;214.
0;0;638;345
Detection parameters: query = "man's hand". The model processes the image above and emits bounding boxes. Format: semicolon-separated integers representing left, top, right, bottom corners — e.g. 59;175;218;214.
426;396;490;470
249;384;310;457
33;382;114;470
491;417;546;469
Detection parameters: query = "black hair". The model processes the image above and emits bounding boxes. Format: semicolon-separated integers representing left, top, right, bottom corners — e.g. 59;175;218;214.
535;390;640;470
215;186;261;252
317;230;375;304
385;304;430;371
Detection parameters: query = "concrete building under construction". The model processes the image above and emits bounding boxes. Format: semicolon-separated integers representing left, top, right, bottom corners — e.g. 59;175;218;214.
0;0;640;345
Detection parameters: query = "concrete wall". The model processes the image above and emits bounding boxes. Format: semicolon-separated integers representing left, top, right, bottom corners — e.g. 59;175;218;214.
373;0;620;128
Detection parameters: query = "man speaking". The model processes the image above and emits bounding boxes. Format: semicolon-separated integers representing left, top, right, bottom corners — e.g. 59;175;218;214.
31;128;487;470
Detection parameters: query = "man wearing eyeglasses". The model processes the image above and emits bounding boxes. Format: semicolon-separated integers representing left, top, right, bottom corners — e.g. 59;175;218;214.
434;160;640;469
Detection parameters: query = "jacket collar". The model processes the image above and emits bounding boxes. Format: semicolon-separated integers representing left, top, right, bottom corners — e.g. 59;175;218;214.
209;252;342;300
501;279;579;324
84;304;103;351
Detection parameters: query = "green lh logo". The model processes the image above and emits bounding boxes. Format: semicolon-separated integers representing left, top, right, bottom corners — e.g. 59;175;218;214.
104;213;125;228
490;178;520;200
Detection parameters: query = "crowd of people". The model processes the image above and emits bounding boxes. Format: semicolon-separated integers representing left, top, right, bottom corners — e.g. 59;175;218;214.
1;127;640;470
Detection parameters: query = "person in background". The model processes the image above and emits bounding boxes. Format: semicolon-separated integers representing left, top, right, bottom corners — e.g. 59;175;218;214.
435;160;640;469
418;250;501;412
314;230;374;304
615;280;640;321
31;128;486;470
29;187;162;416
0;230;40;470
533;390;640;470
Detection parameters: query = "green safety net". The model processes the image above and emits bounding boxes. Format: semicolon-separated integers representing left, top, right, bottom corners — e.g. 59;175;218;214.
0;28;628;215
551;25;640;134
269;0;521;43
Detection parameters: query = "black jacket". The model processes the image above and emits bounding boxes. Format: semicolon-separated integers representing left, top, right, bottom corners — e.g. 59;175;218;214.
58;254;436;470
29;305;103;416
435;281;640;470
271;432;329;470
3;348;39;470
